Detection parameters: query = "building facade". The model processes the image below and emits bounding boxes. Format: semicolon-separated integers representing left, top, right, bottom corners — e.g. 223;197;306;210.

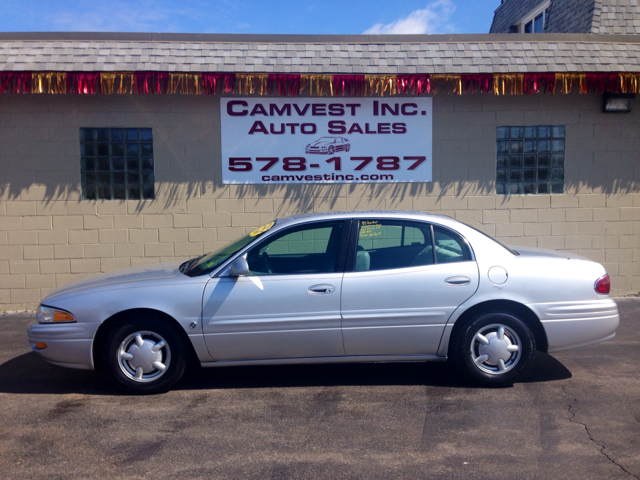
491;0;640;34
0;32;639;310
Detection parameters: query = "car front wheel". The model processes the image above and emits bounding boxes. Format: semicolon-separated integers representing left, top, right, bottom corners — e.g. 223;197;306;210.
452;312;535;387
103;319;187;394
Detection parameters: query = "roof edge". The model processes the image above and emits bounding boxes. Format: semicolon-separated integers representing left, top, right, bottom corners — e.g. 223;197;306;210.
1;31;640;44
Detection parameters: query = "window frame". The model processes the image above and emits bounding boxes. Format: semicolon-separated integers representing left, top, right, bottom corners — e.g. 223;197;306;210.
244;219;351;276
345;219;475;273
519;1;550;33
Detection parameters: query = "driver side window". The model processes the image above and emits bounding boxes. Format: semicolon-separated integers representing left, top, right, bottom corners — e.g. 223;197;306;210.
246;221;344;275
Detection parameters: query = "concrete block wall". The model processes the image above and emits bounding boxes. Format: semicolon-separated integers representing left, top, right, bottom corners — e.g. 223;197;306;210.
0;92;639;310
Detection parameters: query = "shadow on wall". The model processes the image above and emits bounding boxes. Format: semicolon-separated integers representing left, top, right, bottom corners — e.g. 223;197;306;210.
1;177;639;215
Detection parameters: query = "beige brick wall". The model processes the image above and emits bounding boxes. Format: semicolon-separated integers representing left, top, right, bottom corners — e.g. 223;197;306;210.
0;92;639;310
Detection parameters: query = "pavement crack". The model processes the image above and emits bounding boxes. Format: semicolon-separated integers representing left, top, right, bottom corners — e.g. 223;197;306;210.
564;387;639;479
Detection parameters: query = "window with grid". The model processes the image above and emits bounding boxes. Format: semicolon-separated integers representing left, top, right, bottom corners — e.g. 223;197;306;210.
496;125;565;195
80;128;155;200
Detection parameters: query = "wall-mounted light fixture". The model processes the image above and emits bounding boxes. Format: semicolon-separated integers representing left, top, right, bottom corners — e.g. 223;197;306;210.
603;93;635;113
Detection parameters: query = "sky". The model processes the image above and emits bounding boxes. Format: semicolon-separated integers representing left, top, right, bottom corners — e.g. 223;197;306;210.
0;0;502;35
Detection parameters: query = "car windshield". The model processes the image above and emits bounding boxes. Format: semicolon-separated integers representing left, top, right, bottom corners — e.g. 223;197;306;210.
181;220;277;276
317;137;333;142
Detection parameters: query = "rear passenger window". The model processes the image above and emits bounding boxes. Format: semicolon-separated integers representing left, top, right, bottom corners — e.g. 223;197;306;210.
355;220;433;272
433;226;473;264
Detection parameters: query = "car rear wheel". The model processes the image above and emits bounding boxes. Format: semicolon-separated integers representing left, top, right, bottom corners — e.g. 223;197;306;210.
452;312;535;387
103;319;187;394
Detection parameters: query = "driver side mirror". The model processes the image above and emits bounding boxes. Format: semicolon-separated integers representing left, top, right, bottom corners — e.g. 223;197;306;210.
227;255;249;277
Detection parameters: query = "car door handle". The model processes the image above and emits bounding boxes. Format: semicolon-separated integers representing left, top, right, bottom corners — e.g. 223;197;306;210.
308;284;335;295
445;276;471;286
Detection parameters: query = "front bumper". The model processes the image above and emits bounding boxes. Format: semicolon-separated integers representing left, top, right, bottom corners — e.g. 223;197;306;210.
27;322;99;370
528;299;620;353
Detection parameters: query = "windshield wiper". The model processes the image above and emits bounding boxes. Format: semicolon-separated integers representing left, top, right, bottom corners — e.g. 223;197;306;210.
179;253;208;275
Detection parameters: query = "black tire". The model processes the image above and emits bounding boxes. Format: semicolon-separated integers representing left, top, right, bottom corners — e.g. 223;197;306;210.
452;312;536;387
103;318;188;395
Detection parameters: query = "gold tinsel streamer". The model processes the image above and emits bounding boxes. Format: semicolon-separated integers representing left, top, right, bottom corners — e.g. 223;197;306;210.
300;75;333;96
169;73;201;94
493;74;524;95
31;72;67;94
555;73;587;94
430;75;462;95
100;73;135;94
365;75;397;96
233;74;268;95
619;73;640;94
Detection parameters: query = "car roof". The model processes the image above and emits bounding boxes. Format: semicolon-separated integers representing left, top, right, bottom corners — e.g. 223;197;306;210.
274;210;460;229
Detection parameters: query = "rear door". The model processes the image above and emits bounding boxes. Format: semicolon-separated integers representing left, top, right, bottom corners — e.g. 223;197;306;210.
340;219;479;356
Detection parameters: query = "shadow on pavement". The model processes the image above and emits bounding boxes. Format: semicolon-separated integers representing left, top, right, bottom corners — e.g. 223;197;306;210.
0;351;571;395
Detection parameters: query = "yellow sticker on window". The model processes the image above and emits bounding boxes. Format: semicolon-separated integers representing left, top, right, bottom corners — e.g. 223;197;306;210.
250;221;275;237
360;220;382;237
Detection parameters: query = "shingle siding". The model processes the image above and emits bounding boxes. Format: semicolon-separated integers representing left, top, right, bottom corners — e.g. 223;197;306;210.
593;0;640;34
491;0;640;34
1;35;640;74
545;0;597;33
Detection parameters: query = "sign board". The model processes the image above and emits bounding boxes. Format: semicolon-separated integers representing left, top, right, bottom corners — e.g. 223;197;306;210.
221;97;432;184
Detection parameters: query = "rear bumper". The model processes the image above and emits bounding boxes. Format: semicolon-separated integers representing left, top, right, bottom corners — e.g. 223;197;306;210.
528;299;619;353
27;322;97;370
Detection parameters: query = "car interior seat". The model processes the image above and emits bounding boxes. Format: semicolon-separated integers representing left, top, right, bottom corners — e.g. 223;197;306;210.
355;245;371;271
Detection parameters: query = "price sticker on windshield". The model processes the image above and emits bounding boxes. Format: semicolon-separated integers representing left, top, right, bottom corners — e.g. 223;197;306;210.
250;221;275;236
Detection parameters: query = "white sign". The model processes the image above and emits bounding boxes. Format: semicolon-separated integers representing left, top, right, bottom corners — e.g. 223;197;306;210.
221;97;432;184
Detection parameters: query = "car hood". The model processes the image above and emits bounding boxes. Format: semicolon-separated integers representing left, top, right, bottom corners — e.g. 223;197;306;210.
43;262;185;301
509;246;589;261
309;140;330;146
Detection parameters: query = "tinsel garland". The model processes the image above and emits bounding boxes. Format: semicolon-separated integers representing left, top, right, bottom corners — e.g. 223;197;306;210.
397;75;430;95
0;71;637;96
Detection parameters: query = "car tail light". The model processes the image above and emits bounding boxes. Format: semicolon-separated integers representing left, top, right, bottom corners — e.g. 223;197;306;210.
595;274;610;295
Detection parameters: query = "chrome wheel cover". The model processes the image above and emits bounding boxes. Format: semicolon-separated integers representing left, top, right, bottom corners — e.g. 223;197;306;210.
470;324;521;375
117;330;171;383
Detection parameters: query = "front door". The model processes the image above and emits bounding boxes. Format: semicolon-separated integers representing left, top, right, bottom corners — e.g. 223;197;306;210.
202;220;348;361
341;219;479;356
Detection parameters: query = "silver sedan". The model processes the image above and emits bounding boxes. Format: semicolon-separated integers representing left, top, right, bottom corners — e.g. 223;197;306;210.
28;211;619;394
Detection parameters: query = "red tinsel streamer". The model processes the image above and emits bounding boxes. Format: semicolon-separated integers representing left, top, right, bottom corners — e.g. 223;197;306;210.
66;72;100;94
461;74;493;94
224;74;236;93
585;73;620;93
523;73;556;94
0;72;32;93
267;74;301;96
397;75;431;95
134;72;169;94
0;73;9;93
332;75;366;96
201;73;223;94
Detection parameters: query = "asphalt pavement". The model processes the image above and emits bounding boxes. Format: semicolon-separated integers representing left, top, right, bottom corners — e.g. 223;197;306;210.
0;299;639;479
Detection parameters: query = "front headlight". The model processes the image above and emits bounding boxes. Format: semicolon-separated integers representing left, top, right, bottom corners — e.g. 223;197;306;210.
37;305;76;323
